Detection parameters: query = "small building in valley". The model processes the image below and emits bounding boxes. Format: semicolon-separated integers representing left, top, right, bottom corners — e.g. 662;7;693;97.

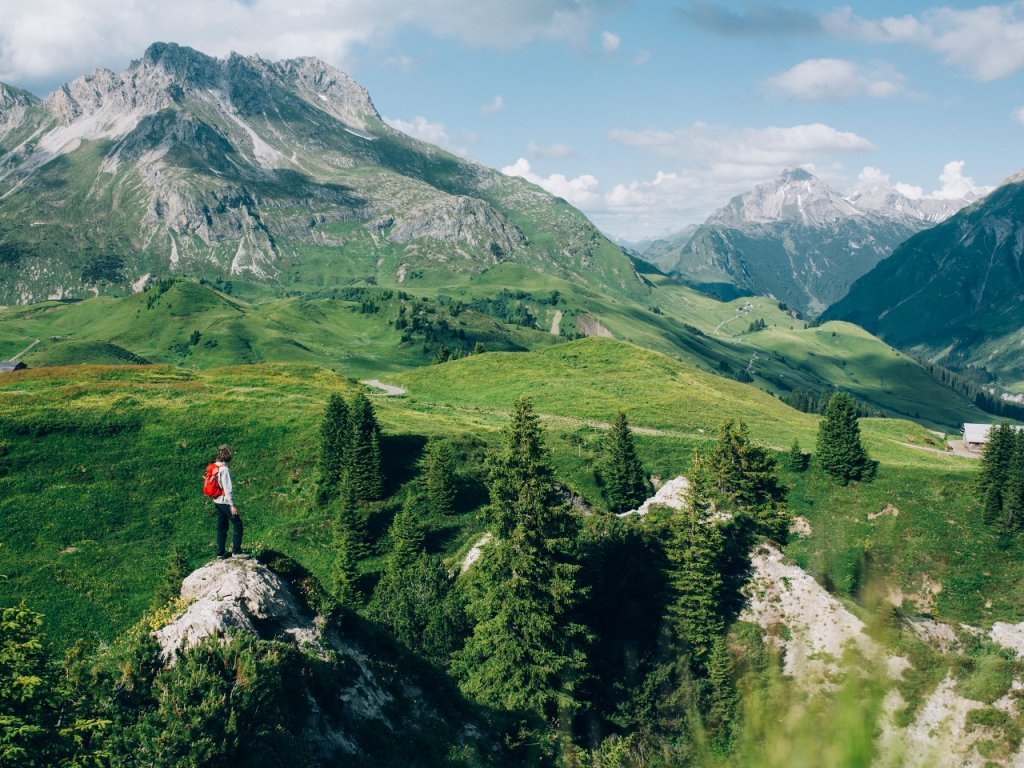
963;422;1024;451
0;360;27;373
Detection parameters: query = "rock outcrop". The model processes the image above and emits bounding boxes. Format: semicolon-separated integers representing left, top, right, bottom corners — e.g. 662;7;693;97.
154;557;323;661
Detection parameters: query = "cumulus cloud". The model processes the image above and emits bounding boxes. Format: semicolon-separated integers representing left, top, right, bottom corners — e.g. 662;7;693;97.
480;95;505;116
931;160;988;199
675;1;823;37
385;115;472;155
527;141;575;158
0;0;622;90
823;4;1024;81
765;58;906;100
601;31;621;52
501;158;601;208
850;162;990;201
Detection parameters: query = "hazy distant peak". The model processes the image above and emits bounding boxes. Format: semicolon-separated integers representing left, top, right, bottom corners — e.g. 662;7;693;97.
710;167;859;227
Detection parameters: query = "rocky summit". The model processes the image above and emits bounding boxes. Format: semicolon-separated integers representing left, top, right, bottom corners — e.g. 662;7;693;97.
0;43;642;304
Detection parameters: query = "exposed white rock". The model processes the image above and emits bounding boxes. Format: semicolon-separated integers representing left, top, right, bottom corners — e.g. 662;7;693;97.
618;475;691;517
460;533;492;574
153;557;323;662
990;622;1024;657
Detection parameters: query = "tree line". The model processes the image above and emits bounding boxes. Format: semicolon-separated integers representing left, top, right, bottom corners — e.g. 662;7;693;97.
978;423;1024;532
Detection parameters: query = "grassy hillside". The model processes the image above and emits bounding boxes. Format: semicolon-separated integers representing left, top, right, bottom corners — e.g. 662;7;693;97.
1;338;1015;652
0;275;988;431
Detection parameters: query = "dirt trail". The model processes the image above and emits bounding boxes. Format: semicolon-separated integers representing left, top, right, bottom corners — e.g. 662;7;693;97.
550;310;562;335
360;379;407;396
9;338;40;361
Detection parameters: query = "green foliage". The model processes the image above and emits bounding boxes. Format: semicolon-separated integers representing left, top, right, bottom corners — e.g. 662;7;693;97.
787;439;806;472
454;399;587;723
601;412;650;514
978;424;1024;532
816;393;876;485
317;394;349;503
691;420;790;540
663;506;725;663
347;393;384;502
422;437;457;516
331;486;364;607
0;603;55;766
152;546;189;608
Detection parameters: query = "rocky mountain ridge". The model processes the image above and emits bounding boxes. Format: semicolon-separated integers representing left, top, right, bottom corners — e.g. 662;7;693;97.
826;172;1024;388
0;42;642;304
644;168;974;316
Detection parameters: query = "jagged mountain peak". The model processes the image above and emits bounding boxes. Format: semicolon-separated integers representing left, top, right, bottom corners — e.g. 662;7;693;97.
710;167;860;227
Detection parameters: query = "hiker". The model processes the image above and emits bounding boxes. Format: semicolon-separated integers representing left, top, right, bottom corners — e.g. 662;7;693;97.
209;444;246;558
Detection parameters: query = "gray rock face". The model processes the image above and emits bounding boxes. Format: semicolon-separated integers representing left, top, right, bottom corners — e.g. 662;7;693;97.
387;195;524;255
153;558;323;662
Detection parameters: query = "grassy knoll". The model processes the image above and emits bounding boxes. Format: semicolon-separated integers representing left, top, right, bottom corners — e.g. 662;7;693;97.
2;337;1014;650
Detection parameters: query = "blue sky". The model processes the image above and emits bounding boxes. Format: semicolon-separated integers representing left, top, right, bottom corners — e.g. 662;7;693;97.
2;0;1023;240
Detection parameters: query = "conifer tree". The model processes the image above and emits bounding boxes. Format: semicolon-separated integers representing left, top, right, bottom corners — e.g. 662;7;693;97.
816;392;874;485
453;398;587;722
602;412;649;514
1002;430;1024;531
705;635;738;753
346;392;384;501
979;423;1015;506
663;505;725;664
787;439;805;472
317;394;349;503
692;420;789;539
387;495;426;572
331;499;363;607
422;437;457;515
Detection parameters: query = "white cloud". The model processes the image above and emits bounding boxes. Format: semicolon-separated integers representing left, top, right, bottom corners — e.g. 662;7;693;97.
527;141;574;158
931;160;987;199
480;95;504;116
601;30;621;53
609;122;875;164
823;4;1024;81
501;157;600;208
0;0;621;89
849;162;990;201
765;58;906;100
633;49;651;65
1013;106;1024;125
385;114;472;155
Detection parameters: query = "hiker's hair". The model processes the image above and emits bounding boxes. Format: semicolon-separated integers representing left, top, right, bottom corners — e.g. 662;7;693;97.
216;445;233;463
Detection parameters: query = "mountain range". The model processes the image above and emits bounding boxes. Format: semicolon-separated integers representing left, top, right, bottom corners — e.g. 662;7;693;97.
642;167;974;316
0;43;642;305
826;171;1024;389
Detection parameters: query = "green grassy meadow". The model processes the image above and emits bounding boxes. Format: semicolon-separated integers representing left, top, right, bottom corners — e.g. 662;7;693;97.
0;337;1015;652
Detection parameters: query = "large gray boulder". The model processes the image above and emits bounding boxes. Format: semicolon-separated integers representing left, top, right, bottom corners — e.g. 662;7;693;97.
153;557;323;661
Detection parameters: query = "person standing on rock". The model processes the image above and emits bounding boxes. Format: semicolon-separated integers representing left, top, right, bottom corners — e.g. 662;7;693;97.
212;445;247;558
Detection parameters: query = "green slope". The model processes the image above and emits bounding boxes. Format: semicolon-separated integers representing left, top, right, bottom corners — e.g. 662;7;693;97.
1;338;1013;651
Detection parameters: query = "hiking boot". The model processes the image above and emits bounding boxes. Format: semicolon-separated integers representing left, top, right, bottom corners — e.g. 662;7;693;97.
232;552;251;559
216;552;231;560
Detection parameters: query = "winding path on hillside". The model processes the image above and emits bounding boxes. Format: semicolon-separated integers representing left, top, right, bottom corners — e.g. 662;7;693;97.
550;310;562;335
361;379;407;396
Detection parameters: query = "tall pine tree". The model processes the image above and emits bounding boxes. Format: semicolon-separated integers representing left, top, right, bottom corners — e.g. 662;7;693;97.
346;392;384;501
602;412;650;514
453;398;587;723
816;392;874;485
422;437;457;515
317;394;350;503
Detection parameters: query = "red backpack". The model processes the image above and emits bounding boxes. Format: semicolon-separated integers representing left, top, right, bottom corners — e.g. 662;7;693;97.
203;462;223;499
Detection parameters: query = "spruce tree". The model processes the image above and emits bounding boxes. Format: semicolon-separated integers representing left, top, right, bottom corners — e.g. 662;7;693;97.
387;495;426;572
603;412;649;514
663;505;725;664
1002;430;1024;531
816;392;874;485
346;392;384;501
787;439;805;472
453;398;587;722
978;423;1015;514
422;437;457;515
331;500;363;607
317;394;349;503
705;635;737;753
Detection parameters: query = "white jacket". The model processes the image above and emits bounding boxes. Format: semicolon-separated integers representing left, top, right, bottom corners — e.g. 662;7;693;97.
214;461;235;506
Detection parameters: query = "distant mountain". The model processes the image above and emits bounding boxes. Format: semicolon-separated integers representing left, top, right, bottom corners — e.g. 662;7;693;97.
650;168;972;316
0;43;643;304
825;172;1024;385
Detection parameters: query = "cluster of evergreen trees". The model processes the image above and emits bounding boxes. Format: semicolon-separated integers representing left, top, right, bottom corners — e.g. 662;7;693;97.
911;355;1024;421
978;423;1024;531
781;387;883;418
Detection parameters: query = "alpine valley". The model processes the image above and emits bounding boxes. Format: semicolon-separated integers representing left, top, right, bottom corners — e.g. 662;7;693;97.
4;42;1024;768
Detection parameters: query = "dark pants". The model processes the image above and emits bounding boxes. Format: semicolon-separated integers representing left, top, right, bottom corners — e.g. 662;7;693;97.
215;503;243;555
